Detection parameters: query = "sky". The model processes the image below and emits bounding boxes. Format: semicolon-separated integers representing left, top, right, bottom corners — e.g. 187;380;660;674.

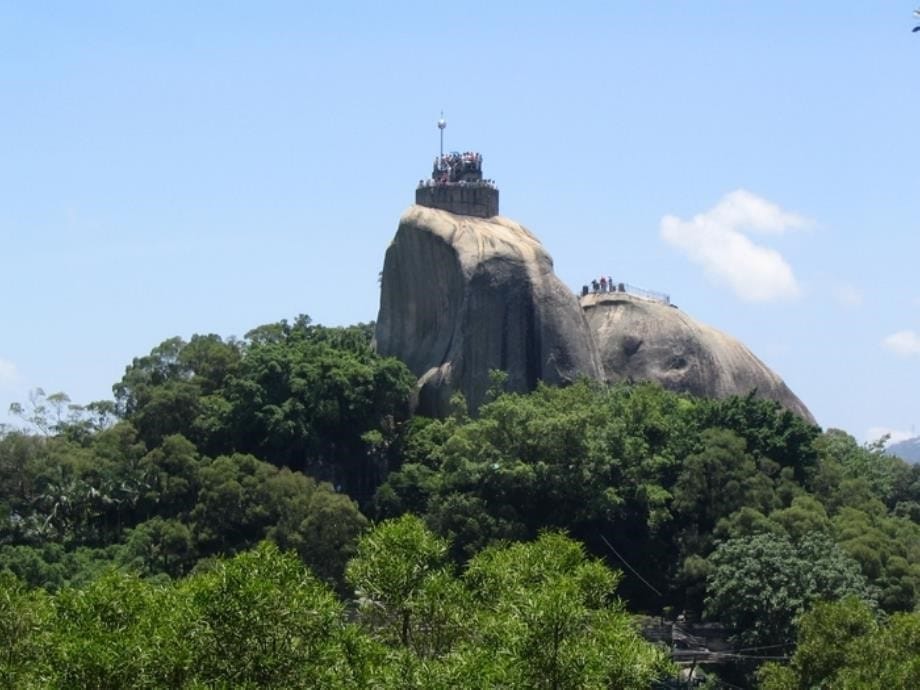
1;1;918;443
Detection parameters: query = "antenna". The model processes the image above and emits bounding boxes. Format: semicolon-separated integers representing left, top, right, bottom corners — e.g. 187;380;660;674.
437;111;446;159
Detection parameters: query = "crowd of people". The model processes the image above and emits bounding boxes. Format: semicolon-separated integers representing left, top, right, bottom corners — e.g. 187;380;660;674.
582;276;620;296
421;151;495;186
435;151;482;173
579;277;672;306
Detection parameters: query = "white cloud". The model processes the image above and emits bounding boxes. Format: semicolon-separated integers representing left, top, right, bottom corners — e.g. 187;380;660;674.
0;358;17;389
660;189;809;302
703;189;811;235
882;330;920;357
867;426;916;446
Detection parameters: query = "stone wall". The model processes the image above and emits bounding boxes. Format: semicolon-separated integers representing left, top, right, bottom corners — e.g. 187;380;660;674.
415;186;499;218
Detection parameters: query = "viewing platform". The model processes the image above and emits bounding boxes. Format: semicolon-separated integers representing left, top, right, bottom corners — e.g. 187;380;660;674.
416;151;499;218
579;283;674;308
415;124;499;218
416;182;499;219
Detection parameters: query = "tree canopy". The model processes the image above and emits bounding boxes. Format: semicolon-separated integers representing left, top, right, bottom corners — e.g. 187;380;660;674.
4;315;920;685
0;524;671;689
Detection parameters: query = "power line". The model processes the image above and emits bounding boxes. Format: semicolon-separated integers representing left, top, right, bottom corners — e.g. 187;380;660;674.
599;533;662;597
726;642;793;653
714;652;789;661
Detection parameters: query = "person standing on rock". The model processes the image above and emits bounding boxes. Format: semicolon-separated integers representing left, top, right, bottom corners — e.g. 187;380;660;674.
600;276;607;292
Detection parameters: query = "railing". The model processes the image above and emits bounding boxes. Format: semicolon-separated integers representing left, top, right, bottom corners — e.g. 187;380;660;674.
417;179;497;189
620;283;670;305
581;282;670;306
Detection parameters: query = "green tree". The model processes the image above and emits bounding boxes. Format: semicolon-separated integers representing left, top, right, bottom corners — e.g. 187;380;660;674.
694;393;820;482
672;428;776;549
346;518;672;689
765;596;875;690
223;318;414;501
375;380;697;609
346;514;456;652
706;532;874;647
832;506;920;612
34;544;374;689
758;597;920;690
0;572;51;687
190;452;366;590
120;516;194;578
465;531;671;689
44;570;192;689
769;495;832;541
181;542;349;688
813;429;905;503
837;610;920;688
136;433;202;520
114;317;414;505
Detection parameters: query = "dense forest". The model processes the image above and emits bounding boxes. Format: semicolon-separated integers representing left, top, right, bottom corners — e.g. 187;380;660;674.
2;316;919;688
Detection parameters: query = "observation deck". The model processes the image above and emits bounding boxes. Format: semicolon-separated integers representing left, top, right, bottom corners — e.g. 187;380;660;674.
415;151;499;218
579;283;673;308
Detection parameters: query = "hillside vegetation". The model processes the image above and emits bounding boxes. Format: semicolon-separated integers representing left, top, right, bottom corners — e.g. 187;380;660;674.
2;316;920;687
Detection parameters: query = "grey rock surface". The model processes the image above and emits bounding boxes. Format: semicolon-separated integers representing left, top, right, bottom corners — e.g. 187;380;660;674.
374;205;603;416
582;292;815;422
375;205;814;422
886;437;920;464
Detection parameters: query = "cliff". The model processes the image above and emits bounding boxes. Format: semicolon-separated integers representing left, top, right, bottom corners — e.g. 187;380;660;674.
374;205;603;415
375;206;813;422
582;292;814;422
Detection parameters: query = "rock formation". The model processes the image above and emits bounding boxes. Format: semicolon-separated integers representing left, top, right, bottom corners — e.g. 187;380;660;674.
886;436;920;465
375;205;814;422
582;292;814;422
374;205;603;416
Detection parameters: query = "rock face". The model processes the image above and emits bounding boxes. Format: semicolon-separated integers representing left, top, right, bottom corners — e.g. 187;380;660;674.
582;292;815;422
374;205;603;416
375;205;814;422
887;437;920;465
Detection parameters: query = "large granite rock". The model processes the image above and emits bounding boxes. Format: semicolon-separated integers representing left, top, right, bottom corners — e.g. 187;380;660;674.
374;205;603;416
375;206;814;422
582;292;815;422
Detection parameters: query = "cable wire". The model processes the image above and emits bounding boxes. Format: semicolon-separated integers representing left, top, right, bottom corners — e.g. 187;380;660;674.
599;533;663;597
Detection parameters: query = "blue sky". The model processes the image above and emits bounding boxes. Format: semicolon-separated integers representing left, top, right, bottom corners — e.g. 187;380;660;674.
2;1;918;442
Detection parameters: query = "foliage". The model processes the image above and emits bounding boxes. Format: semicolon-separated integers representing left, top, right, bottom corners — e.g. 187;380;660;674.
6;313;920;683
0;544;374;688
346;519;672;689
672;427;776;557
113;316;415;504
0;427;366;593
43;569;190;689
374;381;834;615
463;532;668;689
179;542;349;688
346;514;454;651
0;531;671;688
705;532;874;647
0;572;51;688
758;597;920;690
693;392;820;482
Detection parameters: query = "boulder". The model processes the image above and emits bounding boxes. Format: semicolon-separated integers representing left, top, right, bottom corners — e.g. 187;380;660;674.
582;292;815;422
374;205;814;423
374;205;603;415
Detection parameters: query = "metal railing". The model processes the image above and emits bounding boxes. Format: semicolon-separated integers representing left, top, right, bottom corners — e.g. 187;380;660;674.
581;282;670;306
620;282;670;305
